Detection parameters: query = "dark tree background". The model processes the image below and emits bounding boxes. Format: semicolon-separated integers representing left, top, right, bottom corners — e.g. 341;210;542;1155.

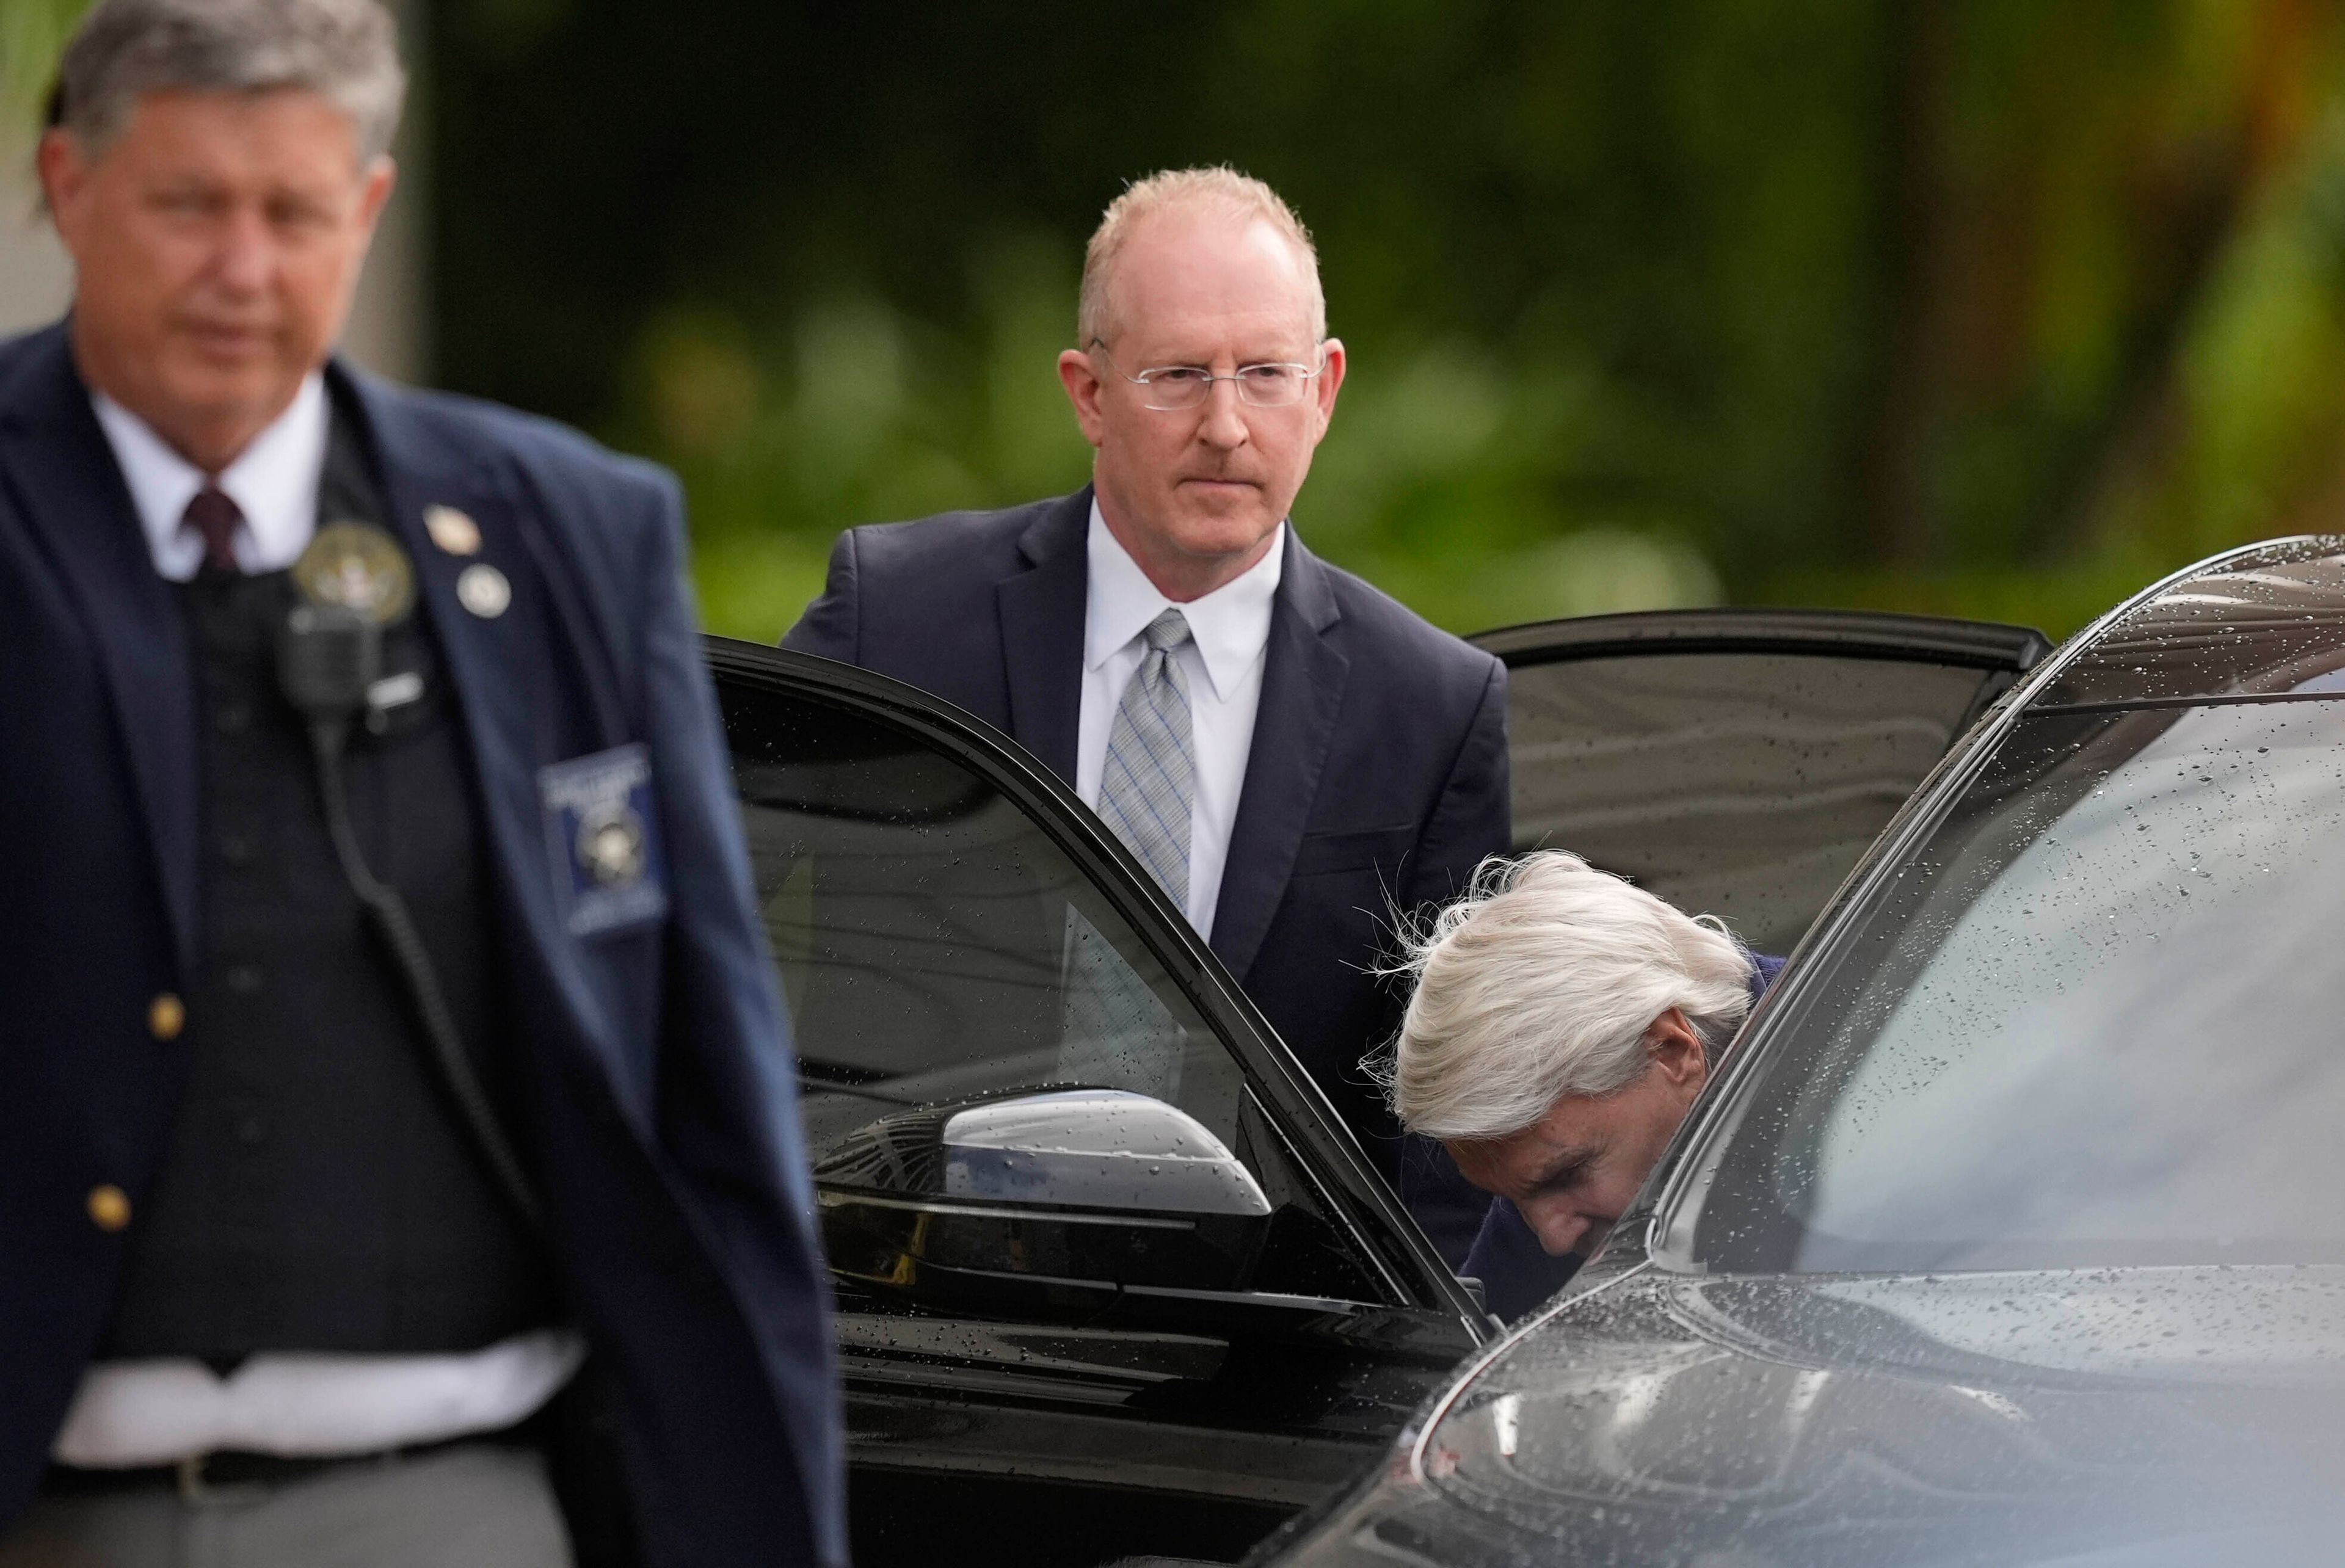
35;0;2345;639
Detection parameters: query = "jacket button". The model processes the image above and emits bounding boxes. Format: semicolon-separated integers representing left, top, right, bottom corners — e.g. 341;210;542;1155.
87;1186;131;1232
148;993;185;1041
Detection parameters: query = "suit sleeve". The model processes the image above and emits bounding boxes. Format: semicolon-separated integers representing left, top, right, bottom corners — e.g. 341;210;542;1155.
1395;657;1514;1266
631;476;848;1566
779;528;862;658
1406;655;1513;909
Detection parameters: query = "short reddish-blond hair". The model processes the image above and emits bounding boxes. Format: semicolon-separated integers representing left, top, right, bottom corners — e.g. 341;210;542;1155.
1077;165;1326;347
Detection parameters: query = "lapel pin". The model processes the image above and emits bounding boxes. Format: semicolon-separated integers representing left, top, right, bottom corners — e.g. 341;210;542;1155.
424;504;483;556
456;562;512;619
293;521;416;626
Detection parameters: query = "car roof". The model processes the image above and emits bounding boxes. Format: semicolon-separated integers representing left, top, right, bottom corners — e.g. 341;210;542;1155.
2029;536;2345;711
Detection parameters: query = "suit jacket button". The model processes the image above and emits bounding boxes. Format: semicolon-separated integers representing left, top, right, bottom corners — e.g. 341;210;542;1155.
87;1185;131;1232
148;993;185;1041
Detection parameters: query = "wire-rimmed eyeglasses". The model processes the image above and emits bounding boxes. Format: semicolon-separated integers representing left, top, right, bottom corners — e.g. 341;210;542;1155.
1088;339;1325;412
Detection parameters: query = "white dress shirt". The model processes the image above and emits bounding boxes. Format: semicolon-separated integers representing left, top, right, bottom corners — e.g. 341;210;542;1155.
92;373;329;579
1076;500;1284;940
60;382;583;1467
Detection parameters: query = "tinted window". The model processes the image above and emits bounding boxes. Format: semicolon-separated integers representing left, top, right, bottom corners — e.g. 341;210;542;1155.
1684;697;2345;1272
1507;652;1996;953
721;677;1387;1304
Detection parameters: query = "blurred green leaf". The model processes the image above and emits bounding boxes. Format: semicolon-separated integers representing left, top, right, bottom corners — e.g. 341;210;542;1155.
418;0;2345;642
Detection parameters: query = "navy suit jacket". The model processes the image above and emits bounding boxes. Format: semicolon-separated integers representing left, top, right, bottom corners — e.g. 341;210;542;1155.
783;488;1511;1185
0;324;843;1567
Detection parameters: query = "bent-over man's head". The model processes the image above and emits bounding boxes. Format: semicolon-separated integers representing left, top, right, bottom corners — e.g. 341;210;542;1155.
1389;851;1757;1260
1058;167;1346;603
38;0;402;473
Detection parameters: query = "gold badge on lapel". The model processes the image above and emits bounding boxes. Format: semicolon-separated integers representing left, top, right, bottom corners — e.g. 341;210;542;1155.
293;521;416;626
457;562;512;619
424;504;483;557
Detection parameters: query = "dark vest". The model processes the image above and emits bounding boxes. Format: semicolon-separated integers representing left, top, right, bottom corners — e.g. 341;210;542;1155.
101;403;556;1360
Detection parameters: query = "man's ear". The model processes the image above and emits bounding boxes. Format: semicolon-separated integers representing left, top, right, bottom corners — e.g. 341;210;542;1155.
355;154;397;234
1058;347;1108;449
37;128;92;245
1646;1007;1708;1087
1309;336;1345;445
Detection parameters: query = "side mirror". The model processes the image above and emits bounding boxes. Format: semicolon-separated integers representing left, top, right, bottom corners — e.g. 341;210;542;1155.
817;1088;1273;1316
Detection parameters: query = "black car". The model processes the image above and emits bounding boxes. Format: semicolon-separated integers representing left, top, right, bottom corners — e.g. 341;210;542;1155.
1261;536;2345;1568
710;598;2045;1567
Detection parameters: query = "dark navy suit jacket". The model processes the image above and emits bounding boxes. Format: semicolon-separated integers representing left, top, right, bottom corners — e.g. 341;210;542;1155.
783;488;1511;1188
0;324;843;1567
1463;953;1787;1323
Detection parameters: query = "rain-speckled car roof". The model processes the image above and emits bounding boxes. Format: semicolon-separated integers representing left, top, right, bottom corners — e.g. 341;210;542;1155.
2035;537;2345;708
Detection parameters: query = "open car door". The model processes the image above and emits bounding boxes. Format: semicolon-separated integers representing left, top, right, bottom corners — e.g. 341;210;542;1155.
1472;609;2051;956
707;642;1489;1568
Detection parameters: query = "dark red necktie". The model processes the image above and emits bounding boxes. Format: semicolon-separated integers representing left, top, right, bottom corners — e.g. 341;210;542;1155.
181;486;244;579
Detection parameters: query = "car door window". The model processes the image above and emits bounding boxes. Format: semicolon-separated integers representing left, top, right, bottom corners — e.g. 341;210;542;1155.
721;669;1391;1308
1480;617;2044;954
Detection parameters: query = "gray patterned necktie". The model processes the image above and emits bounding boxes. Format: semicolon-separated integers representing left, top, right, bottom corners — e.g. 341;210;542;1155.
1098;608;1195;907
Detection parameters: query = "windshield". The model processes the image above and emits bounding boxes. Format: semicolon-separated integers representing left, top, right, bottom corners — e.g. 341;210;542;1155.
1681;696;2345;1273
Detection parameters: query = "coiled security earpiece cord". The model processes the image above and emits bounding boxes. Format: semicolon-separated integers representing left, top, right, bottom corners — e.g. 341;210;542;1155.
281;603;544;1231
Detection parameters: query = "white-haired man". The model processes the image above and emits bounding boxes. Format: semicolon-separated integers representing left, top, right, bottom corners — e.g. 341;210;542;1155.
1387;851;1784;1320
786;168;1511;1239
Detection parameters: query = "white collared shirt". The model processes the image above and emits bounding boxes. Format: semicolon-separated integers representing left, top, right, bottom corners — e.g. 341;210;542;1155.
1076;500;1284;940
53;1331;586;1469
91;373;328;580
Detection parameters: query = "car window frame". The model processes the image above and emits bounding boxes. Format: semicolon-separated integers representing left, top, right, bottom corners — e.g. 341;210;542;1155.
1632;564;2290;1272
1472;606;2048;724
1472;603;2055;962
1472;604;2050;665
707;636;1493;1342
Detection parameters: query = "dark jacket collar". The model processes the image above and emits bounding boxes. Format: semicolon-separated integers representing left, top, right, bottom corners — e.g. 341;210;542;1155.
994;486;1094;780
0;323;201;975
1210;526;1346;979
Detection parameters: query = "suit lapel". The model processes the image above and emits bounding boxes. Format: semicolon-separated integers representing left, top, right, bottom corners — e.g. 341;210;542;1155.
344;366;640;1098
0;327;200;976
994;488;1091;782
1212;531;1347;982
343;368;540;774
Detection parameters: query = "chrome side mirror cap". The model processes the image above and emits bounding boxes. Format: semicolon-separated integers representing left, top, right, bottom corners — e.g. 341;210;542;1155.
939;1089;1271;1218
815;1087;1273;1311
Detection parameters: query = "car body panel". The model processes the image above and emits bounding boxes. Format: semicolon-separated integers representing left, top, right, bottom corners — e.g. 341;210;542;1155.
1262;539;2345;1568
1273;1266;2345;1568
2035;537;2345;706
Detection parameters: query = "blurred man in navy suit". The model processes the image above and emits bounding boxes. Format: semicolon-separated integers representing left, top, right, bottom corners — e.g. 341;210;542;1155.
0;2;839;1563
785;169;1511;1246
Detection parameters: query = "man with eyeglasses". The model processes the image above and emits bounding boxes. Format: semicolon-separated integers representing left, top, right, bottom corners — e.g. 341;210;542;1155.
785;167;1509;1256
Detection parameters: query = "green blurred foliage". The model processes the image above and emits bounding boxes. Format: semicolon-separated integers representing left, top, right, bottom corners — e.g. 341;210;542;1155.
0;0;85;151
12;1;2345;641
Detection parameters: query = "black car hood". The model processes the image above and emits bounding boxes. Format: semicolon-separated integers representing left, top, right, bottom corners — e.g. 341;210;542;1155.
1270;1263;2345;1567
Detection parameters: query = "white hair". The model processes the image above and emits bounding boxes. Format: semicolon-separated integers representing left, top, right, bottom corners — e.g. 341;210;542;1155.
1378;851;1756;1142
1077;165;1326;347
